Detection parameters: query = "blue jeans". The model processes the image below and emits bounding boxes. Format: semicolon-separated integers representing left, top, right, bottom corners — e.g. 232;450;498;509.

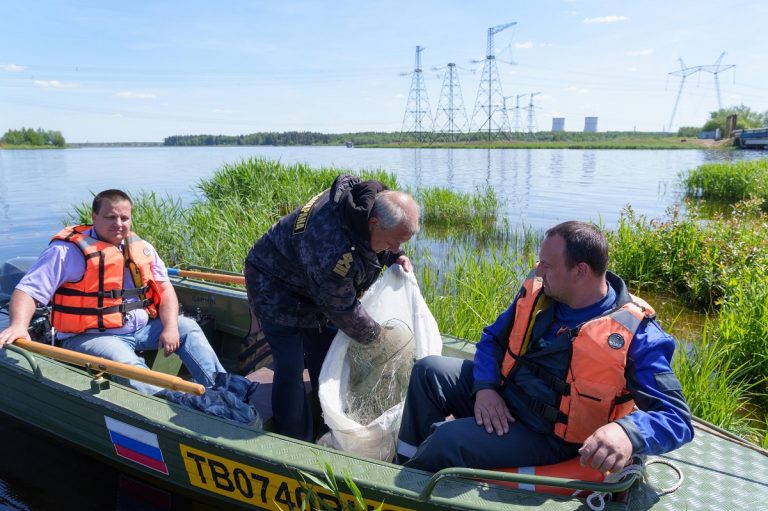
61;316;224;395
260;320;337;442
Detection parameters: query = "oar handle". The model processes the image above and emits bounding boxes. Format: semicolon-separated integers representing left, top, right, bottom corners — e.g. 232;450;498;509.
168;268;245;286
14;338;205;395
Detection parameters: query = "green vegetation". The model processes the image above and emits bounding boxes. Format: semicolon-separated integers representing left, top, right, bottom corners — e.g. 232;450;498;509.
1;127;66;148
417;186;499;229
702;105;768;133
69;157;768;446
163;130;719;150
682;159;768;207
299;463;383;511
608;159;768;445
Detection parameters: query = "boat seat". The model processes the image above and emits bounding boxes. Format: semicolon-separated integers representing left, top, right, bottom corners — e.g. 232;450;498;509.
139;351;183;377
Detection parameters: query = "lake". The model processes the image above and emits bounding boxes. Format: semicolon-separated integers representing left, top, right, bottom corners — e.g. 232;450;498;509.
0;145;765;510
2;145;765;265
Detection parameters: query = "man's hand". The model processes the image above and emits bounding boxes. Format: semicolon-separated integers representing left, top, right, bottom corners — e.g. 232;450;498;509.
579;422;633;474
0;290;37;348
0;325;31;348
474;388;515;436
158;327;180;356
395;255;413;273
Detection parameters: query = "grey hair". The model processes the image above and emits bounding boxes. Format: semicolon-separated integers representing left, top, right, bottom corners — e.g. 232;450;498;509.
371;191;420;234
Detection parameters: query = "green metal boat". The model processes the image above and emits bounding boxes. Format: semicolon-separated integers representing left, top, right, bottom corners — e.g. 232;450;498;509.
1;267;766;510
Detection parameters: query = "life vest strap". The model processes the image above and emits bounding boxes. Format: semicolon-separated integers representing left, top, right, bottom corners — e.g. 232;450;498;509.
52;298;152;316
512;356;571;396
518;392;568;424
53;286;150;299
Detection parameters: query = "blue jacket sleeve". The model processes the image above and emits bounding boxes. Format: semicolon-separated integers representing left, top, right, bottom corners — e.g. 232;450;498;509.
615;320;694;456
472;298;518;394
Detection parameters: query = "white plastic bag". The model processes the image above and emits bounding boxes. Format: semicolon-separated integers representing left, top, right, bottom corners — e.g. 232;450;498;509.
317;265;442;460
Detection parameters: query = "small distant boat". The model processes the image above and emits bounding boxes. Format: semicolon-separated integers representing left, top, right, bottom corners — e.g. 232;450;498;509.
1;261;766;510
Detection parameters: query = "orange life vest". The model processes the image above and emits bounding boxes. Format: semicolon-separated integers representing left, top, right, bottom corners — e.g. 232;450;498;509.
51;225;161;333
500;271;655;444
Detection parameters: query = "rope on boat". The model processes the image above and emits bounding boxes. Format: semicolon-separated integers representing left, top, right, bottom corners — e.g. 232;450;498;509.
585;457;684;511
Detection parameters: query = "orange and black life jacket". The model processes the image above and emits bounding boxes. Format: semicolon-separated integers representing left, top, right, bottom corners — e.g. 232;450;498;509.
51;225;160;333
500;270;655;444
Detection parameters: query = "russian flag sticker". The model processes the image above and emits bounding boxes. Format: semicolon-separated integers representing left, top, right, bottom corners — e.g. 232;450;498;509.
105;416;169;475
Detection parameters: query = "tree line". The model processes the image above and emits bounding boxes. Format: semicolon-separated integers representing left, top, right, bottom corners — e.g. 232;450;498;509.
1;128;66;147
678;104;768;137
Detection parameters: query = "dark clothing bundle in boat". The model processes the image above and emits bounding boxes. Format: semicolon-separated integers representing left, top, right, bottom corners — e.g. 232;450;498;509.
162;373;262;427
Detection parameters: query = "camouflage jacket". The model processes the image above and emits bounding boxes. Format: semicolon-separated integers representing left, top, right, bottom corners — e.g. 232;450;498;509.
244;175;402;343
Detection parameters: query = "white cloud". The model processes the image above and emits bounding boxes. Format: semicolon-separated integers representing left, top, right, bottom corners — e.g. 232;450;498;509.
627;66;638;72
1;64;26;72
565;86;590;94
33;80;79;89
514;41;534;49
583;15;628;24
626;49;653;56
214;108;233;114
115;91;157;99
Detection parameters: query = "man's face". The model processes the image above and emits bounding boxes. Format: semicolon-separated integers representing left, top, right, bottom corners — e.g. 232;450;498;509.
535;233;579;303
368;218;413;253
92;199;132;246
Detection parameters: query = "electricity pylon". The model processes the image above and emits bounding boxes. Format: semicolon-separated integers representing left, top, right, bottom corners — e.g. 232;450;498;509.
400;46;433;142
525;92;541;137
666;52;735;132
507;93;526;135
699;51;735;110
667;58;701;133
433;63;469;141
469;22;517;141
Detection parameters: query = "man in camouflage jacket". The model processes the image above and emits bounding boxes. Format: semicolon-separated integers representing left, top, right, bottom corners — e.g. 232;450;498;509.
245;174;420;441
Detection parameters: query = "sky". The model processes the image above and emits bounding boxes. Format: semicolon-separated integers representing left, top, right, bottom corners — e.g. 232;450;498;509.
1;0;766;143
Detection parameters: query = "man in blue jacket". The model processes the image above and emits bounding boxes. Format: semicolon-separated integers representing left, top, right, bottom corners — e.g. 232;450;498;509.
245;174;419;442
396;221;692;473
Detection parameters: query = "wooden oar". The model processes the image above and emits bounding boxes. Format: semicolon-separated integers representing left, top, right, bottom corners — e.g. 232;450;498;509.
168;268;245;286
13;338;205;395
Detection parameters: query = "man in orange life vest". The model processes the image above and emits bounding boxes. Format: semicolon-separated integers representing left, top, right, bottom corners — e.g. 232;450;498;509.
0;189;224;394
395;221;693;473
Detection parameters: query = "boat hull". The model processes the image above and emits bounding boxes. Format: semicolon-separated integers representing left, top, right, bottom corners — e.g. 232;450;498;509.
1;274;766;510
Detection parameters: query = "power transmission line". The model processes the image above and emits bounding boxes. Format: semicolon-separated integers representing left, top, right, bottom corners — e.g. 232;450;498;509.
469;22;517;142
433;63;469;141
666;52;735;132
400;46;433;142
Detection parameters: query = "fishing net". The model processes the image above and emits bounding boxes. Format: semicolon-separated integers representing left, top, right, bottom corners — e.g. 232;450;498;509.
318;265;442;460
345;319;415;426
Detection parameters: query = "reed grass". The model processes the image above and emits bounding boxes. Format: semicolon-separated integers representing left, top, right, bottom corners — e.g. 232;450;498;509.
607;200;768;312
63;157;768;445
682;158;768;205
417;185;500;230
672;328;762;441
414;236;537;341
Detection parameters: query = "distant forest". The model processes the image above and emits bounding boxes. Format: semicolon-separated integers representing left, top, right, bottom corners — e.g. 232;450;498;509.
1;127;66;147
163;130;676;147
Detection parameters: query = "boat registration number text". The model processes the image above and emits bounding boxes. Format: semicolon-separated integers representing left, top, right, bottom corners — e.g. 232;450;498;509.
180;444;413;511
